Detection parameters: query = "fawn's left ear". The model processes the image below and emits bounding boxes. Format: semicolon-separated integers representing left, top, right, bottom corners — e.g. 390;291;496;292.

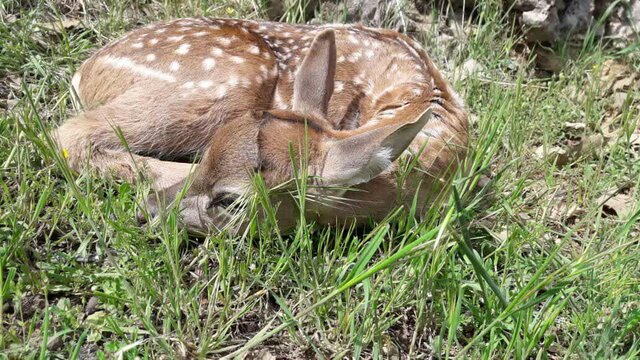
320;109;433;186
292;29;336;118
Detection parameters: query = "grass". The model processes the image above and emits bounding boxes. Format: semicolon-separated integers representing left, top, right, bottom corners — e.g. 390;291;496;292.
1;0;640;358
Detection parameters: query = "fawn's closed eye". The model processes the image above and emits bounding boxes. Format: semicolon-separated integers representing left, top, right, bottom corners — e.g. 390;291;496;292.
208;192;240;209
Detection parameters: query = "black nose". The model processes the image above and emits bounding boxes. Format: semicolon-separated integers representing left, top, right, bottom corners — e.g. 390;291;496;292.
137;193;160;226
136;209;148;225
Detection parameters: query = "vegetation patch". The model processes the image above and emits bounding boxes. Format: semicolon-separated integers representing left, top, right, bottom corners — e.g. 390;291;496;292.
1;0;639;358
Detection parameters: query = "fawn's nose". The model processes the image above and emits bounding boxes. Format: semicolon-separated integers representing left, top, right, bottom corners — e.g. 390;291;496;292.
136;209;148;225
137;193;160;225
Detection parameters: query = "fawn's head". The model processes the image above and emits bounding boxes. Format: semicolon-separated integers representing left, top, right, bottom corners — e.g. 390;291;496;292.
143;29;433;233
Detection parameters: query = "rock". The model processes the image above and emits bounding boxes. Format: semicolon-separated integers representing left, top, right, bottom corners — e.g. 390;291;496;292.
46;334;64;351
347;0;381;24
514;0;595;43
20;295;46;318
345;0;420;30
509;0;638;45
85;296;100;315
517;0;562;42
605;0;640;47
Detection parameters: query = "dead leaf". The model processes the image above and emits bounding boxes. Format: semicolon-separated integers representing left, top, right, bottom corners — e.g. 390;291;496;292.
600;59;639;96
535;120;607;167
39;18;84;33
535;145;571;166
456;58;484;81
546;189;585;226
598;189;635;218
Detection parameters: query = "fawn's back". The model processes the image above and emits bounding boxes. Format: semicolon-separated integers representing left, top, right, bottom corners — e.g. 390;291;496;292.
73;18;466;159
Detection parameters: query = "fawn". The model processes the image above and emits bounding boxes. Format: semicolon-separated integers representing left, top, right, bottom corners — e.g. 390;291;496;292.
54;17;468;233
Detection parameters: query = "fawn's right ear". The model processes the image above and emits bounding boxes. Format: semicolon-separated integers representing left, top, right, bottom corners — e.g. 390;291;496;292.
320;109;433;186
292;29;336;119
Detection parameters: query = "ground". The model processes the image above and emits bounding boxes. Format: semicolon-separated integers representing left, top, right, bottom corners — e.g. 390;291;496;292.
1;0;639;359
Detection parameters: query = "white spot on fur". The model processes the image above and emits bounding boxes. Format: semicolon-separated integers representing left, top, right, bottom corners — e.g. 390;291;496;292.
228;76;239;86
212;47;223;56
365;49;374;59
167;35;184;42
193;31;208;37
214;86;227;99
231;56;244;64
219;38;232;46
175;43;191;55
241;78;251;87
348;35;358;44
101;55;176;82
337;55;346;63
155;28;167;33
149;38;159;45
248;45;260;55
202;58;216;70
334;81;344;93
169;61;180;71
145;54;156;61
348;52;361;62
131;42;144;49
182;81;195;89
198;80;214;88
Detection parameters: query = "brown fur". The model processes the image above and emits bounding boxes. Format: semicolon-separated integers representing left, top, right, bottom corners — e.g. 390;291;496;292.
54;17;468;232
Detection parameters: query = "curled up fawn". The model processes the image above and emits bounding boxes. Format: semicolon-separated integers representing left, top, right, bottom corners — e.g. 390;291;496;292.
53;18;468;233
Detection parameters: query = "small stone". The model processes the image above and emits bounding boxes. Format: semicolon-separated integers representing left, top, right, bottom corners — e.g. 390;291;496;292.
47;335;64;351
85;296;100;315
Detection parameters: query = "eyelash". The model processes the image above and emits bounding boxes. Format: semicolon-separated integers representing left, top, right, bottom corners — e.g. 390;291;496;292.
207;193;239;209
378;103;406;116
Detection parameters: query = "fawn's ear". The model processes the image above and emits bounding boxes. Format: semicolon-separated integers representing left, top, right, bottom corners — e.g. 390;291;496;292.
292;29;336;118
321;109;432;186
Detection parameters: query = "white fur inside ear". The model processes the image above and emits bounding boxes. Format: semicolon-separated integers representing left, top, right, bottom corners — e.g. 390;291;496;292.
369;147;393;175
345;147;393;186
322;146;394;187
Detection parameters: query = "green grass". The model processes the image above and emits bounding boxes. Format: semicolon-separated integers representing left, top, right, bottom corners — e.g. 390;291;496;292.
1;0;640;358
